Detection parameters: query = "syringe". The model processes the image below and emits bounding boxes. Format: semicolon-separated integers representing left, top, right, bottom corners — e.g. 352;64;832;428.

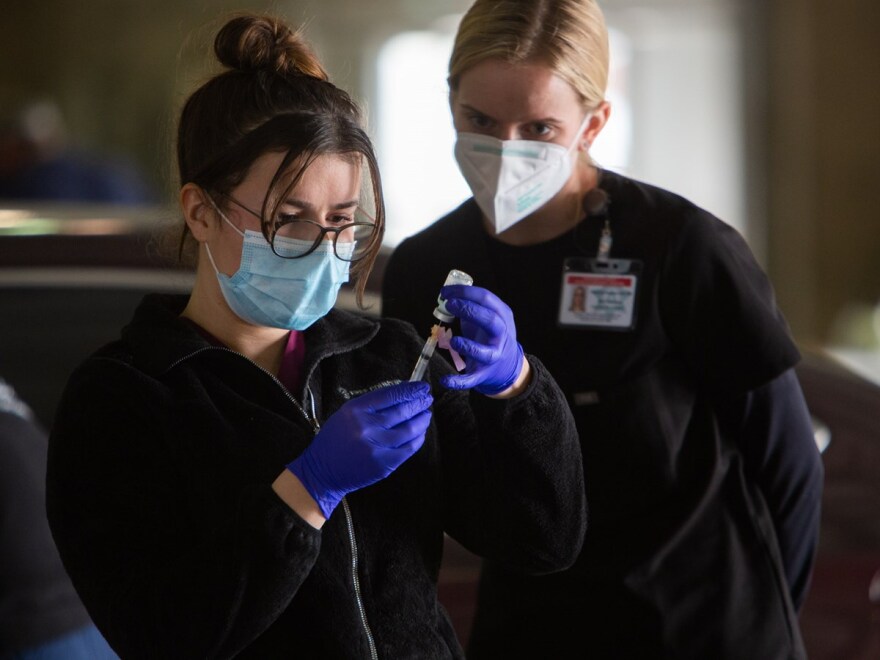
409;327;440;382
409;269;474;382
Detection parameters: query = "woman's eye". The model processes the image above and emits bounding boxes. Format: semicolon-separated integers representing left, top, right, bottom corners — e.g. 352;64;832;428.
529;123;553;138
274;213;302;234
329;214;354;226
468;113;493;130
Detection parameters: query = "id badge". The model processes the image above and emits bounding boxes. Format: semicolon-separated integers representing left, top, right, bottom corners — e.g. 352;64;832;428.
558;257;642;330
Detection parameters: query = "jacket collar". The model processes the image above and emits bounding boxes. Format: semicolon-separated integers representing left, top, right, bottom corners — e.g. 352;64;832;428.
121;293;380;377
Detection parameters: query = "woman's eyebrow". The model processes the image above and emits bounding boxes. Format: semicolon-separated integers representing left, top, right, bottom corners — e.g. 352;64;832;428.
459;103;562;126
459;103;491;118
284;197;359;210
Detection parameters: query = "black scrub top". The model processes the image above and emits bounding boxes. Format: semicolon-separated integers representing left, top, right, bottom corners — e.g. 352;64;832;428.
479;176;799;557
382;170;810;658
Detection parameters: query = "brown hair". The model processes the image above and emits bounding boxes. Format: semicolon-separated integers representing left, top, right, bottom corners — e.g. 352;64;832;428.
174;13;383;306
448;0;609;111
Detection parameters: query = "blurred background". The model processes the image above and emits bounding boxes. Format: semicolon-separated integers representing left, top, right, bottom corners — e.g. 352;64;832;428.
2;0;878;348
1;0;879;658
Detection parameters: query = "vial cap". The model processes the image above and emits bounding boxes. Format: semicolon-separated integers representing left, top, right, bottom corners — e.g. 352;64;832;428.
434;269;473;322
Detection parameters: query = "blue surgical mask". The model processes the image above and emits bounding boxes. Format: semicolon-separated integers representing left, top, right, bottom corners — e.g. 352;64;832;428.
205;209;349;330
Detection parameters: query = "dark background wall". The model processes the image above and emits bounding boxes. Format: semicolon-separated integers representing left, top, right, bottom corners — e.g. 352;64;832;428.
1;0;878;346
764;0;880;346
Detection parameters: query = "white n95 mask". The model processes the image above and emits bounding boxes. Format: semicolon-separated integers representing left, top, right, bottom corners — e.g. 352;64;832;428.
454;114;591;234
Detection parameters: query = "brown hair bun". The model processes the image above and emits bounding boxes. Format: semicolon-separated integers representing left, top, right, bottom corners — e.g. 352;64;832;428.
214;14;328;81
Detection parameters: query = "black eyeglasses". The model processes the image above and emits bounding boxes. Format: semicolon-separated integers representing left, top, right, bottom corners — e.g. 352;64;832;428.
223;195;378;262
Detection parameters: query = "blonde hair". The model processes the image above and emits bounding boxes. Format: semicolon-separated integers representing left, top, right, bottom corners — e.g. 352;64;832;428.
448;0;609;111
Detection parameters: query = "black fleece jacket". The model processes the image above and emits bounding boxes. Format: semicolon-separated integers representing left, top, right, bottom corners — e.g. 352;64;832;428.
46;294;585;659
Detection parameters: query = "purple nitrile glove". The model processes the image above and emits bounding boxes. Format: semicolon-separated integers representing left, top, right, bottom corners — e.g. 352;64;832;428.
286;381;432;518
439;284;525;396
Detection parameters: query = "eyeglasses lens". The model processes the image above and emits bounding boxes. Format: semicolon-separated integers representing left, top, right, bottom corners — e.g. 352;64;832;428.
272;220;376;261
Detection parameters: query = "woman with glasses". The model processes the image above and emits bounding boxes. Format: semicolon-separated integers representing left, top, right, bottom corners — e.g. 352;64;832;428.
45;13;586;659
382;0;823;658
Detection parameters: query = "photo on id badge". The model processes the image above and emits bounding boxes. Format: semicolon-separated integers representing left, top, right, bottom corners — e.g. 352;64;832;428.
558;257;642;330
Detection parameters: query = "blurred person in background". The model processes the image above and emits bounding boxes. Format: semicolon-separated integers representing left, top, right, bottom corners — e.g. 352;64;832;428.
0;377;116;660
0;100;155;204
381;0;824;658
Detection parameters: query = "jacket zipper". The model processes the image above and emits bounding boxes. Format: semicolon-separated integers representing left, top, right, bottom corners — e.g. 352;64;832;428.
342;498;378;660
167;345;379;658
306;388;378;660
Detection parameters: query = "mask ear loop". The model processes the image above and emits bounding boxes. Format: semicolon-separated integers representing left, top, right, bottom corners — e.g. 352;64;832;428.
568;113;595;154
204;194;246;238
202;193;247;277
203;241;223;277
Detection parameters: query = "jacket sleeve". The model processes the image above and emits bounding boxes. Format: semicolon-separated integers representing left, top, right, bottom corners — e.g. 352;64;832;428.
660;211;822;609
384;239;587;575
721;368;824;610
431;353;587;575
660;209;801;395
46;357;322;659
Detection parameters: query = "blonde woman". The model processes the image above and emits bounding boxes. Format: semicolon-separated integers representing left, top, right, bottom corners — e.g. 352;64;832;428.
382;1;823;657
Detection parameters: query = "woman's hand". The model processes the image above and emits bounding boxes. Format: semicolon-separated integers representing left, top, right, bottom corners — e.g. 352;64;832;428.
286;381;432;519
439;285;529;397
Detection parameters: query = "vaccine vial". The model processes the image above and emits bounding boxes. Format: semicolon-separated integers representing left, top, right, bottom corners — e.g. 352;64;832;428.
434;269;474;323
409;269;474;382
